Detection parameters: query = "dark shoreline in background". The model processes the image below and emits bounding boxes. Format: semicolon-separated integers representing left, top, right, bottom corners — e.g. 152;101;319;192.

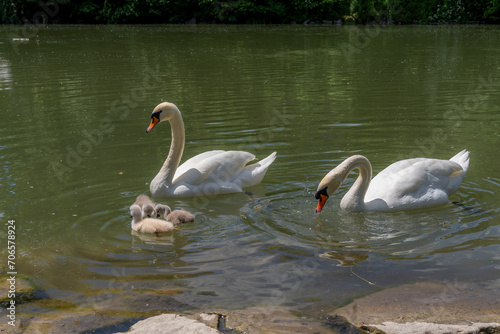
2;21;498;25
2;0;500;26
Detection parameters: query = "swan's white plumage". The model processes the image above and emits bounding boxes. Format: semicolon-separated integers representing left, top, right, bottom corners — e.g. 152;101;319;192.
147;102;276;198
173;150;256;186
316;150;470;212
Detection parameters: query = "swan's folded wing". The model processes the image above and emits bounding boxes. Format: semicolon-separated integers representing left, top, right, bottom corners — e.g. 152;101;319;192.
366;158;465;204
366;158;426;200
233;151;277;188
410;159;465;196
172;150;256;186
440;161;467;195
173;150;226;178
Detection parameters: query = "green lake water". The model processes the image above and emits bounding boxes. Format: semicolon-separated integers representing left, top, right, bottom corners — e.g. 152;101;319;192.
1;24;500;329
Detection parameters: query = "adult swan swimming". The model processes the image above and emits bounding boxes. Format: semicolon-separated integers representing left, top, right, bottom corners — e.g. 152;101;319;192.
146;102;277;198
315;150;470;212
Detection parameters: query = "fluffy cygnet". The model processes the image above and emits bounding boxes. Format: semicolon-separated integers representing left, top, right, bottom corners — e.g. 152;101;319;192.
133;194;156;218
142;202;155;218
130;204;143;226
129;204;174;234
155;203;195;225
167;210;195;224
154;204;172;217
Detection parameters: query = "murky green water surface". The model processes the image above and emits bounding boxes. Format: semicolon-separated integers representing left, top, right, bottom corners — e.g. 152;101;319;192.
1;24;500;326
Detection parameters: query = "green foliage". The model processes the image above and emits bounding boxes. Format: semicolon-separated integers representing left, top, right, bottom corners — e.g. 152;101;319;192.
67;0;196;23
1;0;15;23
197;0;286;23
290;0;350;22
1;0;500;24
429;0;466;23
197;0;349;23
385;0;437;23
386;0;500;23
484;0;500;21
2;0;46;24
351;0;376;23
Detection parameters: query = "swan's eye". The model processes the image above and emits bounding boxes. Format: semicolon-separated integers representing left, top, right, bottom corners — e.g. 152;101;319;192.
315;186;328;199
151;110;162;120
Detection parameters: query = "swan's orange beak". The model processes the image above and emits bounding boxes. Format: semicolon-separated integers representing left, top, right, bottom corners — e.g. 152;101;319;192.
146;116;160;133
315;186;329;213
316;194;328;213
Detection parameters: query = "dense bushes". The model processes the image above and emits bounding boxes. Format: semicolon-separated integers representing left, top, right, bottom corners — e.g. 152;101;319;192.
1;0;500;24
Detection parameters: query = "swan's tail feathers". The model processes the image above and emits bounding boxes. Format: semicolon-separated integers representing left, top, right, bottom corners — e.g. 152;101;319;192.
237;152;277;188
258;151;277;169
450;149;470;173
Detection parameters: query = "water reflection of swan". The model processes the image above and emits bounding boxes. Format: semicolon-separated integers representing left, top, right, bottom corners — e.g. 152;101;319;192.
0;57;12;90
146;102;276;198
131;229;174;245
315;150;470;212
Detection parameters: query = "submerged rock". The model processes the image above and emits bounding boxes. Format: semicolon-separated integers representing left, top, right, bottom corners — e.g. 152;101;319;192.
213;305;343;333
365;321;500;334
333;280;500;334
115;313;220;334
10;285;193;333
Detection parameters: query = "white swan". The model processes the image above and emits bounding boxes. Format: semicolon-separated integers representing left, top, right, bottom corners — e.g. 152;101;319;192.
146;102;277;198
129;204;174;233
315;150;470;212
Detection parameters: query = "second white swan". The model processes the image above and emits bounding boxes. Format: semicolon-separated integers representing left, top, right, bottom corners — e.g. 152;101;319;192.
315;150;470;212
146;102;277;198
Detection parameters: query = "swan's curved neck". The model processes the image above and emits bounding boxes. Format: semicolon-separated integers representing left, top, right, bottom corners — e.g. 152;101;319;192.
338;155;372;211
157;110;185;185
